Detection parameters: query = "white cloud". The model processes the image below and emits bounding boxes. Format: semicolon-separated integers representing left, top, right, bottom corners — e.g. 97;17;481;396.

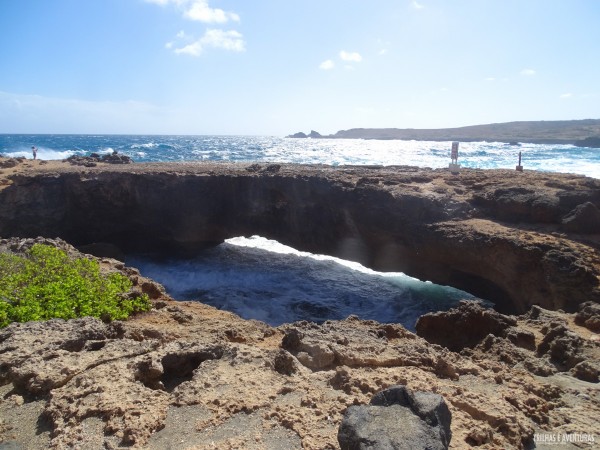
560;93;573;99
319;60;335;70
319;50;362;70
340;51;362;62
485;77;496;81
175;42;202;56
185;0;239;23
145;0;240;24
201;29;244;51
520;68;536;76
411;1;425;9
173;29;245;56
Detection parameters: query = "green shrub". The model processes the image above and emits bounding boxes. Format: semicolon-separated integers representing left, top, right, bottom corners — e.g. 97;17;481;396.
0;244;151;327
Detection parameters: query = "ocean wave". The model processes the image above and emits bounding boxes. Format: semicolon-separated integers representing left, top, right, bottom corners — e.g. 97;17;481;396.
127;235;476;329
1;148;78;160
131;142;158;149
1;134;598;177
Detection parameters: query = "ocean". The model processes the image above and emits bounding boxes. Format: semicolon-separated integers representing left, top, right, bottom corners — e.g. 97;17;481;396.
2;134;599;328
2;133;600;178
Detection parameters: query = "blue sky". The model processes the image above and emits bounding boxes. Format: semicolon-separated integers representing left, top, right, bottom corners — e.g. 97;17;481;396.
0;0;598;135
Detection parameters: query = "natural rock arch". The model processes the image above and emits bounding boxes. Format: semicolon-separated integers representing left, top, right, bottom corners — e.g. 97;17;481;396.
1;162;599;314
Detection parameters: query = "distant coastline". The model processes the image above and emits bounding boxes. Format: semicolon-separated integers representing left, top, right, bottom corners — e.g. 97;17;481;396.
287;119;600;146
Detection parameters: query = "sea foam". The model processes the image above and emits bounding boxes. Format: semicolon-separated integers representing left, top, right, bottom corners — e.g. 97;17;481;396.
127;236;477;329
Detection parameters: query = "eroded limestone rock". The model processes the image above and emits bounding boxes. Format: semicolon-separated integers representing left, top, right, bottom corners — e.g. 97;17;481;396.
0;239;598;449
576;301;600;333
415;301;517;352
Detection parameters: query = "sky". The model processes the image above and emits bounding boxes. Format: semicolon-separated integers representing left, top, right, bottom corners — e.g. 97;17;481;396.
0;0;599;135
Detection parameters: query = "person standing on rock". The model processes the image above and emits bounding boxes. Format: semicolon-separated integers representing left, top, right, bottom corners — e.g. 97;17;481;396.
31;146;37;160
450;142;459;164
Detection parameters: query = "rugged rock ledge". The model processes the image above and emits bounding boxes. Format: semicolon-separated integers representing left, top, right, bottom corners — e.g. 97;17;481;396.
0;239;599;449
1;158;599;314
0;152;599;447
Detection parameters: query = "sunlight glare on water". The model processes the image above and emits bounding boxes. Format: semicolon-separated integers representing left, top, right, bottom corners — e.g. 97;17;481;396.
1;134;599;178
126;236;479;330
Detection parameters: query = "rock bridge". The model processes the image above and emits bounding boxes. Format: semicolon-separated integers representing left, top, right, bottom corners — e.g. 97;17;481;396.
1;160;599;314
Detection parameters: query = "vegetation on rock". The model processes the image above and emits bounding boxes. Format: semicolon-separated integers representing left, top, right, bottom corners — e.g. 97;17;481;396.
0;244;150;327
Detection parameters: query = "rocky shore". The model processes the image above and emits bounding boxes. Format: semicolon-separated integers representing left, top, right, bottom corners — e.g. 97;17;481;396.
0;157;599;448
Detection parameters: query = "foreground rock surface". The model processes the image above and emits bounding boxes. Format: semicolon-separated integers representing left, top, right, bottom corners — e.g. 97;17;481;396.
1;298;599;449
0;241;599;449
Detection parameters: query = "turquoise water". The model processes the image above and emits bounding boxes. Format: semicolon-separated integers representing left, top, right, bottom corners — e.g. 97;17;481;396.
2;134;594;327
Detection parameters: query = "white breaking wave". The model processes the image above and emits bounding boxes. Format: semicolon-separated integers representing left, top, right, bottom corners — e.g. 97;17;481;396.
226;235;416;279
127;235;477;329
2;148;77;160
131;142;158;149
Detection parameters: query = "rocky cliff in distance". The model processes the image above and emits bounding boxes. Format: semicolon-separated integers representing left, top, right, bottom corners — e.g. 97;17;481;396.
575;136;600;148
288;119;600;144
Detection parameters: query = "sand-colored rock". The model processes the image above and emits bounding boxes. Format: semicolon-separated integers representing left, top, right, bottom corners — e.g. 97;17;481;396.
0;246;598;449
0;160;599;448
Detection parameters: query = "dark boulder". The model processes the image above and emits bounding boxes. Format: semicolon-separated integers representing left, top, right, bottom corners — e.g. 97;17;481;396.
338;385;451;450
101;152;133;164
65;152;133;166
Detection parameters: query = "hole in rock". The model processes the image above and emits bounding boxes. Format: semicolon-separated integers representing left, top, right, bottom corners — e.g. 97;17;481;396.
161;349;222;392
85;340;106;351
60;339;86;352
60;339;106;352
127;236;488;330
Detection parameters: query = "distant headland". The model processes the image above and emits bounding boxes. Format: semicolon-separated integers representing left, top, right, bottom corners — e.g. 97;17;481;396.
287;119;600;147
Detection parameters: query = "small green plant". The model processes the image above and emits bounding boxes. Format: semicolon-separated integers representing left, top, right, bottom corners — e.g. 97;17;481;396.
0;244;151;327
